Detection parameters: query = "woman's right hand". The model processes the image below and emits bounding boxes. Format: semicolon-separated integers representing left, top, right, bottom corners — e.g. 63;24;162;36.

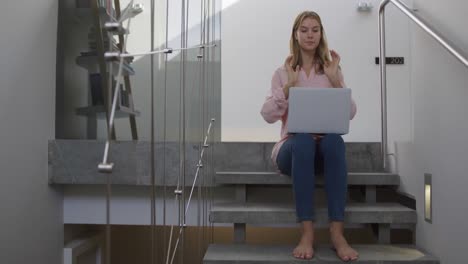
284;55;300;99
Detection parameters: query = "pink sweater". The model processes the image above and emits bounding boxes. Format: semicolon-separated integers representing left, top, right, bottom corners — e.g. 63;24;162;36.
260;66;357;168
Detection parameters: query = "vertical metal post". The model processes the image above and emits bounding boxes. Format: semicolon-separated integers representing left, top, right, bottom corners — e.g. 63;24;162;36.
92;0;112;262
197;1;205;261
379;1;390;171
150;0;157;262
163;0;170;262
209;0;216;245
178;0;188;262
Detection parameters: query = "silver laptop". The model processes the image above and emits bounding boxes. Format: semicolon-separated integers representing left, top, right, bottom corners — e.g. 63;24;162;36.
287;87;352;134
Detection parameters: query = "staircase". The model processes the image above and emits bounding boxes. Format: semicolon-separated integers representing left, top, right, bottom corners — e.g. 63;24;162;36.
48;140;439;263
203;142;438;264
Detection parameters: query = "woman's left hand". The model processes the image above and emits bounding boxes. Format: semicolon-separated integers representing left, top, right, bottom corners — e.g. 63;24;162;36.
324;50;341;87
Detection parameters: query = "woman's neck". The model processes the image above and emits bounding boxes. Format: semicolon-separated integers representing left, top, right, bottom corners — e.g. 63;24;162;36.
300;50;316;69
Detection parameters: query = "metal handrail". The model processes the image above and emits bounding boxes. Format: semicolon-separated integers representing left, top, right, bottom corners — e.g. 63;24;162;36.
379;0;468;170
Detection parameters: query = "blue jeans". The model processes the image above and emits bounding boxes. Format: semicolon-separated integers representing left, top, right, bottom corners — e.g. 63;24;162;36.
276;133;348;222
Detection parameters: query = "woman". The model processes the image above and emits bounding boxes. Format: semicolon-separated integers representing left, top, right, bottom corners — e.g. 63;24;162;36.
260;11;358;261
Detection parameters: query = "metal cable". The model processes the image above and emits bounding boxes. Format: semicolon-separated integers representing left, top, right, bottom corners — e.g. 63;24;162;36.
178;0;188;262
198;0;206;261
201;0;208;254
209;0;216;244
117;44;216;58
162;0;170;262
168;120;215;264
181;0;189;262
161;0;220;262
103;7;134;264
150;0;157;263
105;27;114;264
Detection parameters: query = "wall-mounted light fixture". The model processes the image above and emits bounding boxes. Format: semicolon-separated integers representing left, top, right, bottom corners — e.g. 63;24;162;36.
357;1;373;12
424;173;432;223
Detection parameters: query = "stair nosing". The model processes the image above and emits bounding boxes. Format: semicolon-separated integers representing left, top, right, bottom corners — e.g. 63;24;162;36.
204;244;439;263
210;202;416;224
216;171;400;186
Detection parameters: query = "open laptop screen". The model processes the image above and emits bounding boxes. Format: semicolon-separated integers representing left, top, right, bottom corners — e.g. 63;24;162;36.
287;87;352;134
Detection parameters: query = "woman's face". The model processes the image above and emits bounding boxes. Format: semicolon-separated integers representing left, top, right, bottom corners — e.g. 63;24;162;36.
295;17;321;53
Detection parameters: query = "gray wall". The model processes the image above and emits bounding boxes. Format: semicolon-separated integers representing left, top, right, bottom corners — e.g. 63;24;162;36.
394;1;468;263
0;1;63;263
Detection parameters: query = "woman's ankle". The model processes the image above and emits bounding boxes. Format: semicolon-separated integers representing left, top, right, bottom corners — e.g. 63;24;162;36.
329;221;345;236
300;221;315;239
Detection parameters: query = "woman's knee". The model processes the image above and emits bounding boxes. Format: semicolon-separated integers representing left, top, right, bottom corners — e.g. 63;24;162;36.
321;134;345;152
289;133;316;155
291;133;316;147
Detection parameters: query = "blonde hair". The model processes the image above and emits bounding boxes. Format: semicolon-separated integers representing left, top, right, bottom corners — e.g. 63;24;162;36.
290;11;330;74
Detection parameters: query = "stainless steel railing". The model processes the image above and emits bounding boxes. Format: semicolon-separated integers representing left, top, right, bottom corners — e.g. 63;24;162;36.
379;0;468;170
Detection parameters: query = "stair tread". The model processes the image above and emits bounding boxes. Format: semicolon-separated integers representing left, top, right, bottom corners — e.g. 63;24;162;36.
212;202;413;212
210;202;416;224
216;171;399;185
204;244;438;263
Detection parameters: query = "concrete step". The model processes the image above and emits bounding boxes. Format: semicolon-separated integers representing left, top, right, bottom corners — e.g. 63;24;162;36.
216;171;399;186
215;142;383;173
210;202;416;225
49;141;383;186
203;244;438;264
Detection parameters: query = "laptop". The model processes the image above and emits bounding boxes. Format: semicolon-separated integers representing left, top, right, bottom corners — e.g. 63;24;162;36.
287;87;352;134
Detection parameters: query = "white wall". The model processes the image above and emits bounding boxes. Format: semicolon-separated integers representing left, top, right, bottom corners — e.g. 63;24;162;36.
63;186;233;226
0;1;63;263
221;0;414;143
393;0;468;263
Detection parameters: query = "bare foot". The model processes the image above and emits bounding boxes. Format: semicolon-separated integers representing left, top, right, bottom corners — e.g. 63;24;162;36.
330;232;359;262
292;232;314;259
